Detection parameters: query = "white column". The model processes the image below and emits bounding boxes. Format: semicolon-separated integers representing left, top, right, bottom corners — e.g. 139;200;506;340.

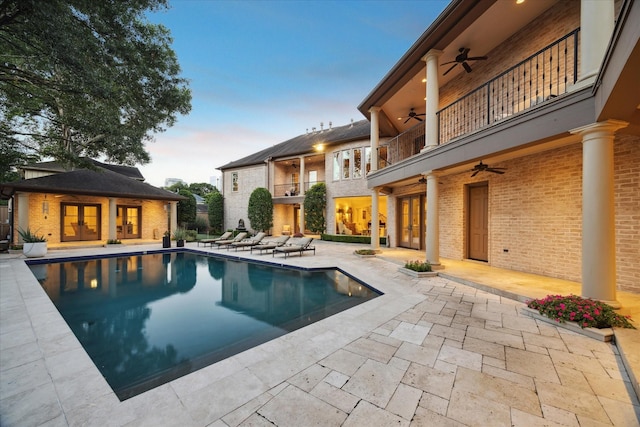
17;193;29;243
299;204;305;234
108;198;117;240
423;50;442;150
426;172;441;267
571;120;627;306
170;201;178;233
370;187;380;250
579;0;615;81
299;155;305;195
369;107;381;172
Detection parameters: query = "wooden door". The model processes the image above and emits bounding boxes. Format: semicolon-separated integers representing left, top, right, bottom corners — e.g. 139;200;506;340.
468;184;488;261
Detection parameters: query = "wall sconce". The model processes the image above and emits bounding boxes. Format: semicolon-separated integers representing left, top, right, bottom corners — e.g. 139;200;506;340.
42;200;49;215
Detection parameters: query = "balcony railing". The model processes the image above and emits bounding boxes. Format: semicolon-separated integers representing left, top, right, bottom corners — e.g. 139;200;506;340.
377;30;579;169
274;181;325;197
438;29;579;145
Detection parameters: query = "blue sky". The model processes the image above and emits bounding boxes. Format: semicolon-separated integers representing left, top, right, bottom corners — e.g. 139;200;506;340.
140;0;449;187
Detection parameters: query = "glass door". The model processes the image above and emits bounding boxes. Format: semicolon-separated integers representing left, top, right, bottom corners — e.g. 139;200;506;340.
62;204;101;241
117;206;141;239
398;196;423;249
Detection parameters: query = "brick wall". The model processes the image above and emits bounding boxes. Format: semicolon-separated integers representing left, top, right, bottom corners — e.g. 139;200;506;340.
439;134;640;293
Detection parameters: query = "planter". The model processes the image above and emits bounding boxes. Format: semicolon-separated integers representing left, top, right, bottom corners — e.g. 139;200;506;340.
176;239;185;248
520;307;613;342
162;236;171;248
398;267;438;278
354;250;378;258
23;242;47;258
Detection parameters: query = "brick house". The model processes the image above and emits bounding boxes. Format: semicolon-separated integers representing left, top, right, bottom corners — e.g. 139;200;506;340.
0;160;184;246
359;0;639;300
218;120;391;237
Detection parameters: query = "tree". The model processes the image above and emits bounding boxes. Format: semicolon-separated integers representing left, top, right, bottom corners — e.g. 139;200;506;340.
0;0;191;169
304;183;326;233
247;188;273;233
177;189;196;227
207;191;224;234
188;183;216;199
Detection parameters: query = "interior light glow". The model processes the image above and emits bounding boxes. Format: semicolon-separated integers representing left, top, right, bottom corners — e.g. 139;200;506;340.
90;279;98;288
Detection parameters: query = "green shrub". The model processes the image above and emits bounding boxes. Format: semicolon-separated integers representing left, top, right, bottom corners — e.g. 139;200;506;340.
185;229;198;242
404;259;432;272
321;234;386;245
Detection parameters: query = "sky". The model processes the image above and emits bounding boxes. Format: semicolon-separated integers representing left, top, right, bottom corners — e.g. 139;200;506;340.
140;0;450;188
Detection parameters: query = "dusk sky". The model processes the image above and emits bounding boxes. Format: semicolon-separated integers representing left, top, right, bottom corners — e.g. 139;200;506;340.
140;0;449;188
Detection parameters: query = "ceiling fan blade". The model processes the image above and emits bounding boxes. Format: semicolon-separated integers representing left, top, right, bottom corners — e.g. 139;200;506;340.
471;170;480;177
467;56;488;61
461;47;471;56
404;117;411;124
443;63;457;75
412;116;424;122
441;60;457;65
462;62;473;73
487;169;505;174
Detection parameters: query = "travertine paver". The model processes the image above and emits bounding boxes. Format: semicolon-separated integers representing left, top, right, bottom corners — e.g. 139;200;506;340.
1;242;639;426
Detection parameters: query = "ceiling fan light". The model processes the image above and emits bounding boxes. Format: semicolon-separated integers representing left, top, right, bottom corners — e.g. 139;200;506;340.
516;0;525;4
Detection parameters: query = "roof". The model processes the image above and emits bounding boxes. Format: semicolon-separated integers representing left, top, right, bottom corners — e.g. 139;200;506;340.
218;120;370;170
0;167;184;201
23;159;145;180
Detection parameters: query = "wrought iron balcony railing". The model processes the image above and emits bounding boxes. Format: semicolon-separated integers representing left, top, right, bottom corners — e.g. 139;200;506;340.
438;29;579;144
378;29;579;168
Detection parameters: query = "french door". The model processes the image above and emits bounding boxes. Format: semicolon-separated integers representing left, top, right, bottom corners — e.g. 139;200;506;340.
117;206;141;239
62;203;101;241
399;196;423;249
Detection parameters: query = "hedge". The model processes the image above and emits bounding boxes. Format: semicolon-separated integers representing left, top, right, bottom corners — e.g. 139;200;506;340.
320;234;387;245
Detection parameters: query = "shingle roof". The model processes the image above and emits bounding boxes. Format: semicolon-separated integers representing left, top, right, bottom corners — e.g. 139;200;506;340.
218;119;370;170
0;167;183;201
23;159;145;180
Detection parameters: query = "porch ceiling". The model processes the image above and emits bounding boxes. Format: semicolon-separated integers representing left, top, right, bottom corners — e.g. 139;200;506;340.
360;0;559;137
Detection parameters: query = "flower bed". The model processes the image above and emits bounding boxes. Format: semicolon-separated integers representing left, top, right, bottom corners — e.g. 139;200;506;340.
526;294;634;329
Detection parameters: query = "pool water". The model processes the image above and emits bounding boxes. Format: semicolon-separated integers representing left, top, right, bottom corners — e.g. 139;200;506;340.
28;251;380;400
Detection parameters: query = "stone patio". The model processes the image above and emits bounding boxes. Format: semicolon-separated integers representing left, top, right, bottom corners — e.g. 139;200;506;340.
1;241;639;426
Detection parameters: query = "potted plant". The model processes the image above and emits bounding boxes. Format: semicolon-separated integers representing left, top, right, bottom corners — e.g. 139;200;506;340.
172;228;186;247
162;230;171;248
18;227;47;258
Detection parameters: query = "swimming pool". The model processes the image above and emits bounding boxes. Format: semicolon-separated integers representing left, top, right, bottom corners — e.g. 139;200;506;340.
27;250;380;400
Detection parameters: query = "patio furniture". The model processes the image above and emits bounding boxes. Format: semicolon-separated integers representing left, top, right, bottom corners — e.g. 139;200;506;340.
197;231;232;247
272;237;315;258
212;232;247;248
250;235;290;255
230;232;267;251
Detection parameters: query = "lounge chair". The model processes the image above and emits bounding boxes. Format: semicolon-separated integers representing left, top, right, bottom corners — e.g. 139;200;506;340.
212;232;248;248
272;237;315;258
197;231;232;247
230;232;267;251
250;235;290;255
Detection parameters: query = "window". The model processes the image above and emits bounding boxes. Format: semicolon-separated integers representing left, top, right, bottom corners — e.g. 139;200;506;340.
333;152;340;181
353;148;362;179
232;172;239;192
365;147;372;174
342;149;350;179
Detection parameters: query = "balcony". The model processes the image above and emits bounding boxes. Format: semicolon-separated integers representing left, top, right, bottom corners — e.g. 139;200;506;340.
273;181;325;198
379;29;579;168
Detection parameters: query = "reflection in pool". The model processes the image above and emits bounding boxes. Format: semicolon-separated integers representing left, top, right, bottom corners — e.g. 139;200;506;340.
29;251;380;400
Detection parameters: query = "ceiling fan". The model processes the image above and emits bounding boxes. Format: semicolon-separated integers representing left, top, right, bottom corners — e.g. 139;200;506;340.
470;161;506;177
401;108;425;124
442;47;488;76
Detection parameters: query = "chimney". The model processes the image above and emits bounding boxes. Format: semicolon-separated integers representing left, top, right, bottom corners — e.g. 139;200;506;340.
329;121;332;130
320;122;324;132
350;119;354;127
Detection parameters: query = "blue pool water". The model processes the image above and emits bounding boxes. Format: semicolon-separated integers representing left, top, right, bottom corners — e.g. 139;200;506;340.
28;251;380;400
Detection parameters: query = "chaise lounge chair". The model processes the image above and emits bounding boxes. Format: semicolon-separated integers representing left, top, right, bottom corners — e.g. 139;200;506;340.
250;235;290;255
230;232;267;251
212;232;248;248
197;231;232;247
272;237;315;258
